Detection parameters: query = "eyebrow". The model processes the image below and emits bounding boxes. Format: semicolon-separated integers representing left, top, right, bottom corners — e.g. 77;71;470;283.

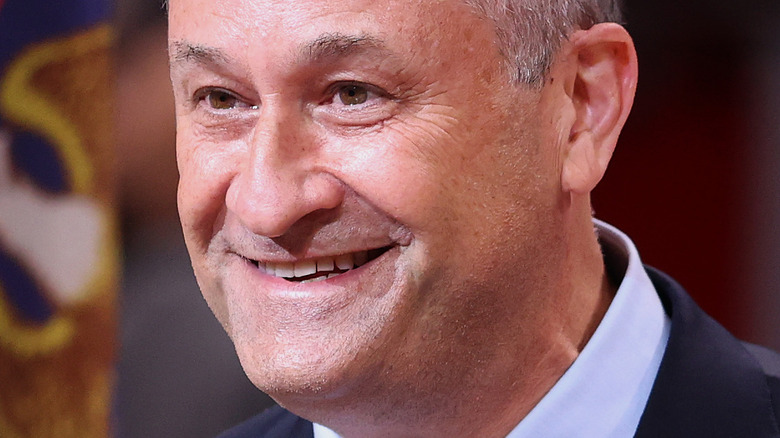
169;41;233;67
299;33;387;63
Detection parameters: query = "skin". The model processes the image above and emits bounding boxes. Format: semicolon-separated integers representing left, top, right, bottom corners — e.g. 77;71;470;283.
169;0;637;436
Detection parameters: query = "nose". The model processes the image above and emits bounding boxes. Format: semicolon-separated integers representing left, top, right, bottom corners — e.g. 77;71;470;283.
225;112;345;238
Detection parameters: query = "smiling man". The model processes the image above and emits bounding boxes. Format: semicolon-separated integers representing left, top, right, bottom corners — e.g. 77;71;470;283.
167;0;780;437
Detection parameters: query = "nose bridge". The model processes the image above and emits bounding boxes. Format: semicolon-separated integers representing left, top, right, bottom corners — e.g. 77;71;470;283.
226;103;343;238
251;105;299;175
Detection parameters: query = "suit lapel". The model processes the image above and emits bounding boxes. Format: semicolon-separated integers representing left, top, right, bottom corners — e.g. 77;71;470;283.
634;268;780;438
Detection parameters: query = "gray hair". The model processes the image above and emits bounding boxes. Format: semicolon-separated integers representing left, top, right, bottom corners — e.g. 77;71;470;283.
464;0;624;84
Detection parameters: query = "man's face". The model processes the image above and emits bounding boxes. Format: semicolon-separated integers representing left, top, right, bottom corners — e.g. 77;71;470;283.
170;0;566;400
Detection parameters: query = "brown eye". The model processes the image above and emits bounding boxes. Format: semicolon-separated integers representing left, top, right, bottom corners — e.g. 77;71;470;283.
207;89;238;109
338;85;369;105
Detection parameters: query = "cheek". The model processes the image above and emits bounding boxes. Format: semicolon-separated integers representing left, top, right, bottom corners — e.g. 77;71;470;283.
330;125;453;231
176;134;241;251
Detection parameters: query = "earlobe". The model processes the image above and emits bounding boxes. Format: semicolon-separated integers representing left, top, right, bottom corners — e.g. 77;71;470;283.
561;23;638;194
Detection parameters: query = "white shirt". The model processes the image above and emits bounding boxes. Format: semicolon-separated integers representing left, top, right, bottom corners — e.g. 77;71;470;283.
314;220;671;438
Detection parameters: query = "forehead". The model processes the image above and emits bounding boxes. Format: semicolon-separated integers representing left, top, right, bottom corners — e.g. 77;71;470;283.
168;0;495;60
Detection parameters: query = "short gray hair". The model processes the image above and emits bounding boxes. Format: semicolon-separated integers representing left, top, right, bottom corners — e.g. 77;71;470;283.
465;0;624;84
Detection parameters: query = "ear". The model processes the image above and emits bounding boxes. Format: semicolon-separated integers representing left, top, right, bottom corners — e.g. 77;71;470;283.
560;23;638;194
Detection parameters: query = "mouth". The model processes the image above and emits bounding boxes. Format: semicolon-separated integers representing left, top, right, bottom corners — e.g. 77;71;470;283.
246;246;393;283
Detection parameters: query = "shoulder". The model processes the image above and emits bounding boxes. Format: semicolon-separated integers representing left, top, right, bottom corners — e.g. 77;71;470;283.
217;405;314;438
744;342;780;380
744;342;780;419
636;267;780;437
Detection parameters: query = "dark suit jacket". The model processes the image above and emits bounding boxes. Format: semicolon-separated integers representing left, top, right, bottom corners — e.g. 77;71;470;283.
218;268;780;438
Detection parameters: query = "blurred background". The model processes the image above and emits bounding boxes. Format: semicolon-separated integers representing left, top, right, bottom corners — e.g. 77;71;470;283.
595;0;780;349
110;0;780;437
113;2;274;438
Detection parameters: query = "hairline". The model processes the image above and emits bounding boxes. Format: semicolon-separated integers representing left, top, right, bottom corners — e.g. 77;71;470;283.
462;0;625;85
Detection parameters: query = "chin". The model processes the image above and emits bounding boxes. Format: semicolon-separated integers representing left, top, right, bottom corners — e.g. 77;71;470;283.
235;338;379;403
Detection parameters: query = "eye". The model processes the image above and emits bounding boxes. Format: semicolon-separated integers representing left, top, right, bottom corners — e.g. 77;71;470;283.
316;81;396;128
329;82;387;107
337;84;369;105
194;87;255;111
207;89;238;109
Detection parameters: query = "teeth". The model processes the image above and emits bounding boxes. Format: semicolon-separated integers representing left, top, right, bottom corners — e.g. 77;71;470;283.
317;257;335;271
261;250;375;280
293;259;316;277
335;253;354;270
300;276;328;284
274;262;294;278
260;262;272;276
